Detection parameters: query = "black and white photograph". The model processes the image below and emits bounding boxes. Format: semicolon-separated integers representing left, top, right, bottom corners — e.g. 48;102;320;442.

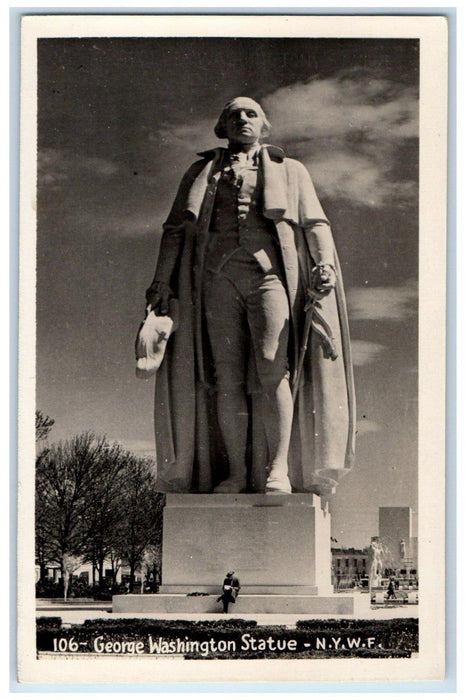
17;14;447;685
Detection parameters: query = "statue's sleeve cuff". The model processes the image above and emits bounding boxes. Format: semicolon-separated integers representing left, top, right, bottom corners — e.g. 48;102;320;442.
303;221;335;265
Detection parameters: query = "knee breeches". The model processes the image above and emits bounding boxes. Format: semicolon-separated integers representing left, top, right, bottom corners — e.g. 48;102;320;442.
204;252;290;392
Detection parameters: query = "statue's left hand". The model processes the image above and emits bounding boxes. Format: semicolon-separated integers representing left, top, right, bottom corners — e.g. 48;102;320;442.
311;264;337;298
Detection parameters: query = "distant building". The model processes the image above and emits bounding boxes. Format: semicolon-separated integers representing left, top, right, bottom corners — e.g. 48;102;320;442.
36;561;142;586
331;547;370;589
35;558;160;595
377;506;418;580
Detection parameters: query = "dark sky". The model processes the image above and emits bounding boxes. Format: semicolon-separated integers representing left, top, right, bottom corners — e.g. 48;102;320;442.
36;37;419;547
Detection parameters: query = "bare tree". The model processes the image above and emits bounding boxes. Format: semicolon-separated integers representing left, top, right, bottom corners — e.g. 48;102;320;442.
35;431;165;597
35;508;55;583
107;546;123;587
116;456;164;591
35;432;110;590
35;410;55;580
35;410;55;443
80;442;133;586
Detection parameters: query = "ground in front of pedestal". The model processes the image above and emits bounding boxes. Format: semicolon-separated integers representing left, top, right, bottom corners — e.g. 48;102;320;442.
36;591;419;659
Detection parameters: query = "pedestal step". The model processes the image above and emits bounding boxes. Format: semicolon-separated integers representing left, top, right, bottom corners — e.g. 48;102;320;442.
159;585;320;595
113;593;354;615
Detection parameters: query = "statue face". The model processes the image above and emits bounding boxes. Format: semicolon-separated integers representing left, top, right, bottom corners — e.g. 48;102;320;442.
224;99;264;146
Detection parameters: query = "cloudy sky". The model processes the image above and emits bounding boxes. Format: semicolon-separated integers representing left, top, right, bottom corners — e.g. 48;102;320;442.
36;37;419;548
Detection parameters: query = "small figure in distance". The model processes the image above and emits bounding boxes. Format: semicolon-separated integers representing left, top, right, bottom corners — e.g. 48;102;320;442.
386;577;397;600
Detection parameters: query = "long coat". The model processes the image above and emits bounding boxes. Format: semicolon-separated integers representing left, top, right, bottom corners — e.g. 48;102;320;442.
151;145;355;496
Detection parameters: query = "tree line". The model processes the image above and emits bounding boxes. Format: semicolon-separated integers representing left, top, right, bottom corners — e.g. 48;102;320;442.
35;411;164;599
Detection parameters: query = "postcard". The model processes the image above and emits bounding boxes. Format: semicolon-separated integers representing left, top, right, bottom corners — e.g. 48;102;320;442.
17;14;448;684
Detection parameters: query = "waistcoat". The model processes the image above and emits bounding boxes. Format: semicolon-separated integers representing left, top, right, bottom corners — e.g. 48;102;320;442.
205;163;282;274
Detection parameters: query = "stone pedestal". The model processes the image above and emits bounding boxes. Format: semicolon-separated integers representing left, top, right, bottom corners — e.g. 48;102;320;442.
113;493;353;614
161;493;332;594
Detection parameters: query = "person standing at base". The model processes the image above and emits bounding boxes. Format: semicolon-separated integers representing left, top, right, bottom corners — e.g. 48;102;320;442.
146;97;355;496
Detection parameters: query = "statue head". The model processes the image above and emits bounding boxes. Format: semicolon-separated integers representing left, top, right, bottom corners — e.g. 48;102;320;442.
214;97;271;146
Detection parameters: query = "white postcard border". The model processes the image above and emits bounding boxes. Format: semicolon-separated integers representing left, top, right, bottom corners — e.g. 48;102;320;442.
17;13;448;685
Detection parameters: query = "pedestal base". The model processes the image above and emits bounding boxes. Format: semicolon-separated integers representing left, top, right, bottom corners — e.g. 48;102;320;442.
113;593;354;615
112;493;352;614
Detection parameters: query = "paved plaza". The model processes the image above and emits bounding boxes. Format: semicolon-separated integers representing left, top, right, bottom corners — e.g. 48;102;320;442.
37;589;418;627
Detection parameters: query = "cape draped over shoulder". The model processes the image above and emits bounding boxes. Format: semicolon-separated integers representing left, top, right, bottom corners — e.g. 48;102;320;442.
152;145;355;495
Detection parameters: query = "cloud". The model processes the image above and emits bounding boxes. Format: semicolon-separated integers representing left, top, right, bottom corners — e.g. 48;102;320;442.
37;66;419;240
151;118;214;153
262;71;417;143
351;340;386;366
347;280;418;321
154;69;418;209
261;68;418;207
37;147;168;238
38;148;121;187
303;152;416;208
112;438;156;460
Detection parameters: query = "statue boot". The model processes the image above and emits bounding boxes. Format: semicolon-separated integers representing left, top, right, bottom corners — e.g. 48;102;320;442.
213;467;247;494
265;461;292;495
213;479;247;493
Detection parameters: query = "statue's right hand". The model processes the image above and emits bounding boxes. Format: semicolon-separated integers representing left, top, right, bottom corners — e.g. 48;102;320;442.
145;281;173;315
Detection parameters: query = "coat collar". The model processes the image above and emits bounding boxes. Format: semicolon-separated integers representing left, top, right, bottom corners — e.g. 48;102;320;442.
187;143;327;227
187;145;288;223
